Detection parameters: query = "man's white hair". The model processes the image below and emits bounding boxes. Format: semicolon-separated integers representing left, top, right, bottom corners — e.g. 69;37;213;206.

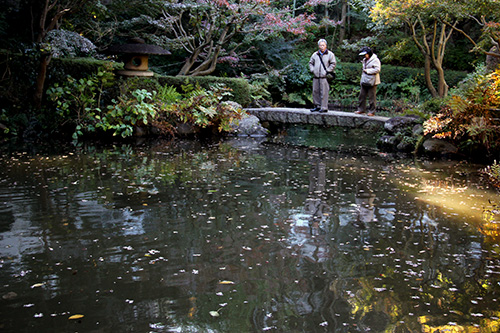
318;39;327;45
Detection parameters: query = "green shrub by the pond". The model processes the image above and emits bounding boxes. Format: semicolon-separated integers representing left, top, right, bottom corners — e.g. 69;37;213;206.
157;75;251;107
0;54;252;138
45;65;245;140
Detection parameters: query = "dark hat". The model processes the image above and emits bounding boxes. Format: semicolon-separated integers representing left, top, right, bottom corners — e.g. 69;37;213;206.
359;46;372;56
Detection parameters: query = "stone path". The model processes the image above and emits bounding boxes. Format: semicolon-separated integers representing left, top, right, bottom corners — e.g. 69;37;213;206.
245;107;389;131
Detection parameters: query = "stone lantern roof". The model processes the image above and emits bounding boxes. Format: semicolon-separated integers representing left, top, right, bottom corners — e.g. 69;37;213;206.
106;37;171;76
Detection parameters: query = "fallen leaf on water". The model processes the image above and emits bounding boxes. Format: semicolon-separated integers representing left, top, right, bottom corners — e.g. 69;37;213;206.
31;283;45;288
69;314;84;320
219;281;235;285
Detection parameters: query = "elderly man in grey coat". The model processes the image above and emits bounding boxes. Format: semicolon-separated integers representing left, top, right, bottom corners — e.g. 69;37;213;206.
309;39;336;113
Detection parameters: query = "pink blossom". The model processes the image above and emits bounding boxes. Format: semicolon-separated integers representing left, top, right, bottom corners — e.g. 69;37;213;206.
305;0;333;6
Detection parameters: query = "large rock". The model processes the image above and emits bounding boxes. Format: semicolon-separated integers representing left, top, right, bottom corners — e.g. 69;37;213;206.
230;114;269;137
176;123;198;135
412;124;424;136
422;138;458;156
486;46;500;71
397;141;415;153
384;116;421;134
377;135;398;150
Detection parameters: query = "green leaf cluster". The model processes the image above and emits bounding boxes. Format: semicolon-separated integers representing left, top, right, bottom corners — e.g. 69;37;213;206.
46;65;246;139
156;81;245;133
98;88;158;138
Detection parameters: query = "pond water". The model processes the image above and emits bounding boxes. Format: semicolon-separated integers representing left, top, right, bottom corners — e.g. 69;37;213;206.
1;126;500;332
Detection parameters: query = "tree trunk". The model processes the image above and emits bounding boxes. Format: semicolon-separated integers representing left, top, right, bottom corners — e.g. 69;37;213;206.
324;5;329;37
191;49;221;76
423;56;438;98
33;54;52;109
338;0;347;42
433;22;451;97
177;24;232;76
435;64;448;97
410;17;450;98
177;48;202;76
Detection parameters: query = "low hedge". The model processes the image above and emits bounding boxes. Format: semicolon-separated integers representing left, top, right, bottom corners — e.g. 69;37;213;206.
336;62;467;91
48;57;118;85
0;53;252;109
50;61;252;107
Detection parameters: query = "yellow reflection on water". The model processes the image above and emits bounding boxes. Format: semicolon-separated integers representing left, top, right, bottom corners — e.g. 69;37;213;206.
395;164;500;243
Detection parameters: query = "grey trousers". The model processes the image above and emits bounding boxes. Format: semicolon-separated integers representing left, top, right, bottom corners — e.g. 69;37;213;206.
357;84;377;113
312;78;329;110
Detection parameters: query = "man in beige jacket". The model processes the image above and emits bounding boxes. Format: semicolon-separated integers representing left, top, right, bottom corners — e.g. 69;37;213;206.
309;39;336;113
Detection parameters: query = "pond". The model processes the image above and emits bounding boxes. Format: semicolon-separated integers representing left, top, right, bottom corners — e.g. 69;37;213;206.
1;126;500;332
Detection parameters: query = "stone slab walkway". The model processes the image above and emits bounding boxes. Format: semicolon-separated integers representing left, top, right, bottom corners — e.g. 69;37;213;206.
245;107;389;131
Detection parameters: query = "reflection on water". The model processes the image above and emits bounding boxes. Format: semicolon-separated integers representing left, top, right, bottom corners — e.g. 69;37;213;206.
1;133;500;332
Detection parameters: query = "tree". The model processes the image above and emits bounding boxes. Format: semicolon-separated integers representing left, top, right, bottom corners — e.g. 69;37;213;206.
439;0;500;62
32;0;89;109
305;0;348;45
371;0;459;98
162;0;314;76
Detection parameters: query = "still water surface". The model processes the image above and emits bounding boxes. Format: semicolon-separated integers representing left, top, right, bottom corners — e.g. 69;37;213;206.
1;127;500;332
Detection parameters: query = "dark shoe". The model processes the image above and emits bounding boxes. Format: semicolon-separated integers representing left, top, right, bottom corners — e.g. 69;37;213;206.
355;111;365;114
318;109;328;113
310;107;320;112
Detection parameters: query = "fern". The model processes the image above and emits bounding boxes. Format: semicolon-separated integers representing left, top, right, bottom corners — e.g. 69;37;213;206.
157;85;181;105
423;68;500;151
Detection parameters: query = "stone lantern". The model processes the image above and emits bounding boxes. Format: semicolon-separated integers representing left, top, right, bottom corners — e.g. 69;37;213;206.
106;37;171;77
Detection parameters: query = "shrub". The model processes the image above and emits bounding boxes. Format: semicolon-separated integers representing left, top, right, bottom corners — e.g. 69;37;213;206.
421;97;450;115
44;29;96;58
154;82;246;134
284;60;311;89
46;64;246;139
482;161;500;188
424;68;500;156
262;59;468;109
47;58;119;88
46;63;116;139
336;63;467;91
156;75;252;107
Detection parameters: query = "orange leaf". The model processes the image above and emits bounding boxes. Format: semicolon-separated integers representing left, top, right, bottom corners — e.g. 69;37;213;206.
69;314;84;320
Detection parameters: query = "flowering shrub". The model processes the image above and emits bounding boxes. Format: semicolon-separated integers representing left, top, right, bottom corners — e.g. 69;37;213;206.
217;55;240;67
44;29;96;58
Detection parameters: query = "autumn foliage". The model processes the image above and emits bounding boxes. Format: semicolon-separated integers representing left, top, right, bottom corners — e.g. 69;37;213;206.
424;69;500;152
